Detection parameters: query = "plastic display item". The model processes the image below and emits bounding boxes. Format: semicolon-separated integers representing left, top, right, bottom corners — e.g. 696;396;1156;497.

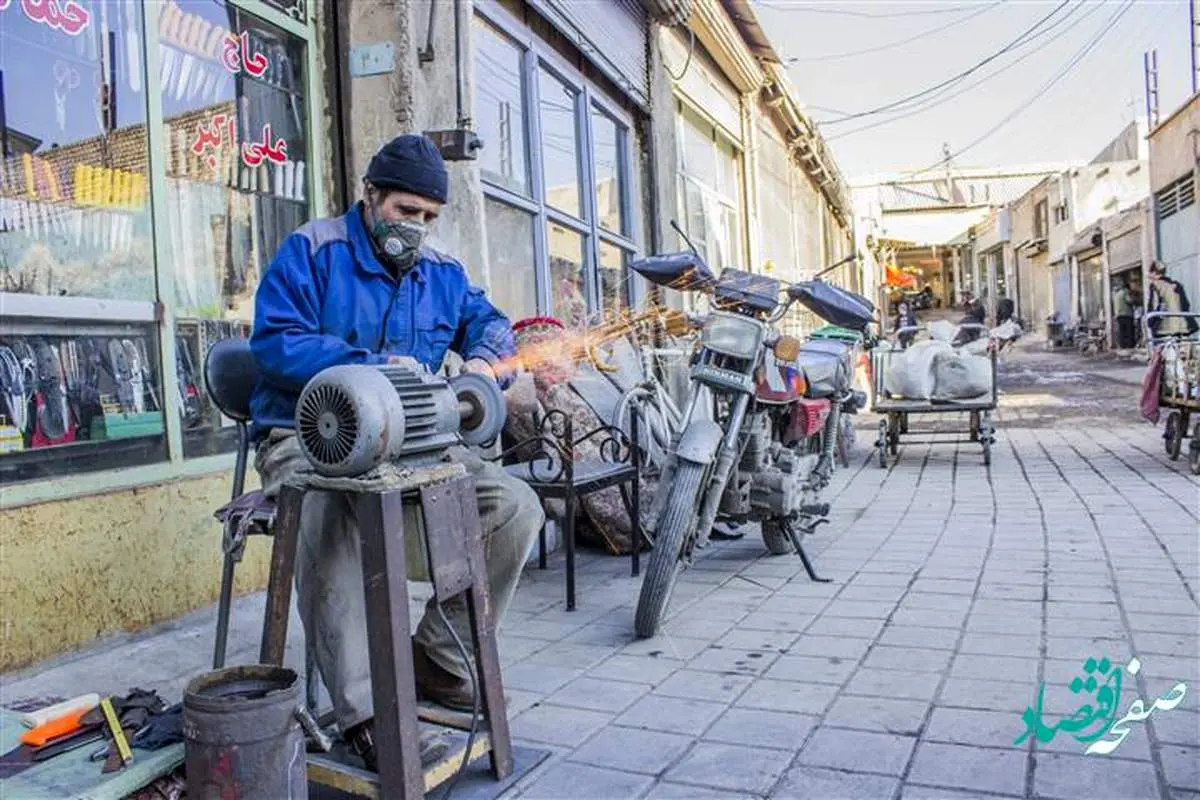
0;424;23;454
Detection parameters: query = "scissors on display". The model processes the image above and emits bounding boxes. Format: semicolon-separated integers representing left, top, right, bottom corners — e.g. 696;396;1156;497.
54;60;82;90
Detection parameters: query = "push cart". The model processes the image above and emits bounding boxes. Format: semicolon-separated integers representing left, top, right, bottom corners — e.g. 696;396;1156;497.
869;324;998;467
1144;312;1200;474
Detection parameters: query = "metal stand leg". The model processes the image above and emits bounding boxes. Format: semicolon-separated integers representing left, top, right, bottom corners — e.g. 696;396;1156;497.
563;422;576;611
538;524;547;570
212;543;237;669
447;484;514;780
563;486;576;612
784;521;832;584
357;490;425;799
305;642;320;712
630;408;641;578
260;485;303;665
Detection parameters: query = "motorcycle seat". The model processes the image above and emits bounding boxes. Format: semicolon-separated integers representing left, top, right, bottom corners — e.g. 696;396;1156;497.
794;350;849;398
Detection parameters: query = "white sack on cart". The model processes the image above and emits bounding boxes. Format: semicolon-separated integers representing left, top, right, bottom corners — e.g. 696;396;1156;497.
991;319;1023;342
929;320;957;343
931;350;992;401
962;338;990;356
884;340;952;400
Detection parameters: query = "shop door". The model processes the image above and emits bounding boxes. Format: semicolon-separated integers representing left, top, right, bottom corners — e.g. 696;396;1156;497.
1052;262;1071;321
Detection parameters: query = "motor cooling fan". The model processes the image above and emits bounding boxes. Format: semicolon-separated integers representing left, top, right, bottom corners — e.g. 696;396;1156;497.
295;363;506;478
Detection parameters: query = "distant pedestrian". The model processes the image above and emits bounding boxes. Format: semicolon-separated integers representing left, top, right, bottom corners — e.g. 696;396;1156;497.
997;296;1015;326
1147;262;1198;338
1112;280;1135;349
895;300;917;348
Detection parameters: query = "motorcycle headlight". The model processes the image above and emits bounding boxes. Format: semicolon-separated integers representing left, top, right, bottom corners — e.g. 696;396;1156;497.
701;314;763;359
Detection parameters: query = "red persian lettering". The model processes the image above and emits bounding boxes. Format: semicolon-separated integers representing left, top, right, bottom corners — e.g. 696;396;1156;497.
221;33;241;74
221;31;270;78
21;0;90;36
241;123;287;168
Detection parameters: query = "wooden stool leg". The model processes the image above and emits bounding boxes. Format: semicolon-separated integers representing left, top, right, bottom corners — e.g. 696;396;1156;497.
260;484;303;665
455;487;514;780
356;490;425;799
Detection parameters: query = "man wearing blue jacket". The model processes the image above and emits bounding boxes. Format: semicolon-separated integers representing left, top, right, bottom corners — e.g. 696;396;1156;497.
249;134;543;770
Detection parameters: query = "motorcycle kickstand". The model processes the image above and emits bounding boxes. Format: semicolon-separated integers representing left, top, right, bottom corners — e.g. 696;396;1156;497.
784;521;832;583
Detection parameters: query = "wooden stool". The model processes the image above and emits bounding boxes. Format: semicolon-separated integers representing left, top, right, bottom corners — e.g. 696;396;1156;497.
258;468;512;798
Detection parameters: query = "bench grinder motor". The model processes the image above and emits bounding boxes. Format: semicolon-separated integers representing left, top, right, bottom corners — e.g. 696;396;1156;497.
294;363;506;477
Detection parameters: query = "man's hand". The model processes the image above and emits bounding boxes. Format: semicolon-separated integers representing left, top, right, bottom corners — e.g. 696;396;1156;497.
462;357;497;381
387;355;422;369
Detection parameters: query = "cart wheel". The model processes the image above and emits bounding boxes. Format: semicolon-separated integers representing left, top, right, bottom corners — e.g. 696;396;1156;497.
877;420;888;468
969;411;980;442
1190;423;1200;476
1164;411;1184;461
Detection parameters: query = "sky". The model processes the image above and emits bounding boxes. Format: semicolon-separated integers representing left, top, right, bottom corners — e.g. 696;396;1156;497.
752;0;1195;180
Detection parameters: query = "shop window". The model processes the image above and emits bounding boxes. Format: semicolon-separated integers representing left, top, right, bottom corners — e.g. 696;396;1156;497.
0;0;153;302
548;222;586;327
0;1;169;483
598;238;630;312
675;104;742;276
757;130;797;280
482;196;537;322
591;109;624;235
539;67;581;220
474;17;528;197
158;1;310;458
475;5;642;326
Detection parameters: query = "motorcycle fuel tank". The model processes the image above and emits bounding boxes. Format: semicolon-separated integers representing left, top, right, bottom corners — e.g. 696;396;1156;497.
754;356;807;404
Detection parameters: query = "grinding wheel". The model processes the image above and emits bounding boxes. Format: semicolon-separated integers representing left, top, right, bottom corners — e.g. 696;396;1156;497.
451;372;506;447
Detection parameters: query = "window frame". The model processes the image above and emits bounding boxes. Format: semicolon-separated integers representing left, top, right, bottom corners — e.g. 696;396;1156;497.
475;0;643;320
673;96;746;274
1;0;326;507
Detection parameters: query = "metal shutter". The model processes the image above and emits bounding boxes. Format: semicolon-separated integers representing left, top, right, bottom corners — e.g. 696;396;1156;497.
527;0;650;110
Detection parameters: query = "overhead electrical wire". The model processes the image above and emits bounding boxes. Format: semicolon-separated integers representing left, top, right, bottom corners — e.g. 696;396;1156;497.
788;0;1005;63
903;0;1136;178
826;0;1100;140
817;0;1071;124
757;1;994;20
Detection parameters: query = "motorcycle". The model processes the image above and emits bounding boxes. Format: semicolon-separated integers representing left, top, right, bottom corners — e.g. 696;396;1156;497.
629;249;874;638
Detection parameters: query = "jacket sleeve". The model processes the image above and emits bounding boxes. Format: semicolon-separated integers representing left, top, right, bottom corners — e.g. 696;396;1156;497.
452;273;518;388
251;235;389;393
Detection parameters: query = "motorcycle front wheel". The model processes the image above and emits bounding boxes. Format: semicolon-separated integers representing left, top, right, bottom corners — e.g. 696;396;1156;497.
635;460;706;639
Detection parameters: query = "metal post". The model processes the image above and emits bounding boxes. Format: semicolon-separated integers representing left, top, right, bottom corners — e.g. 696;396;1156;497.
630;406;641;577
563;418;576;611
1191;0;1199;95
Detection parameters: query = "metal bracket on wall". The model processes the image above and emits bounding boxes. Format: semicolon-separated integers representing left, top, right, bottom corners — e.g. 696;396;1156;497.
348;42;395;78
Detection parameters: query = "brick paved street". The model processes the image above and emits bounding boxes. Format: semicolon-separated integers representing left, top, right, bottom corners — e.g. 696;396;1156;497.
3;344;1197;799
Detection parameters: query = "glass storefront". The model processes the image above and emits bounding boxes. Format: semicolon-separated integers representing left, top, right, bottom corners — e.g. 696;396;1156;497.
0;0;319;487
472;1;643;327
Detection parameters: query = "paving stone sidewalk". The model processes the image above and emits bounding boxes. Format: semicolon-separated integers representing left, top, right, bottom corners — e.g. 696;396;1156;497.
3;385;1198;798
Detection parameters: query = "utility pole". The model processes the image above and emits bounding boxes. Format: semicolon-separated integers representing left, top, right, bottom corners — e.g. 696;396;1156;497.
1191;0;1199;94
942;142;953;203
1144;50;1160;128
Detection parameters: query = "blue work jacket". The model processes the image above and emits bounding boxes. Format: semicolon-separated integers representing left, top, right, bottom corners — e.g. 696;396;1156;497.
248;202;516;436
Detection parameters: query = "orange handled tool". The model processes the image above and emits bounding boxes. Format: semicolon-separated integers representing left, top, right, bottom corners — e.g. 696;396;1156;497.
20;709;88;747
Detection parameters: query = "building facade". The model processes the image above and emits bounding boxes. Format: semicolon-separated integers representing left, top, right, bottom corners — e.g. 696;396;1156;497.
1148;92;1200;308
1005;156;1150;336
0;0;852;669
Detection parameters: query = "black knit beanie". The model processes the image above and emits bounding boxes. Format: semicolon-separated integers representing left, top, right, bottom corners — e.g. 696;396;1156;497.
365;134;448;203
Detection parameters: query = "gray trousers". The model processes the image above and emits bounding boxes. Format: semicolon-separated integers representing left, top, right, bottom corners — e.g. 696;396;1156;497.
256;430;543;731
